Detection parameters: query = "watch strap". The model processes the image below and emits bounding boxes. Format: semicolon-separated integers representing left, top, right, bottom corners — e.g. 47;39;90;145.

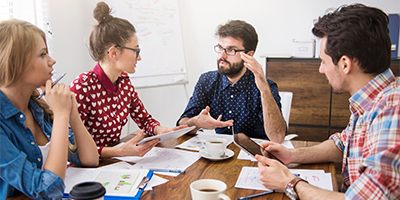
287;177;308;193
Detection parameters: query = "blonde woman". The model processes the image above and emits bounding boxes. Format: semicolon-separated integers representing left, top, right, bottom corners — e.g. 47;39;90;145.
0;19;98;199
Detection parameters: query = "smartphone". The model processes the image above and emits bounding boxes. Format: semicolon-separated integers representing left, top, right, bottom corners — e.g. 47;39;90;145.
233;133;283;164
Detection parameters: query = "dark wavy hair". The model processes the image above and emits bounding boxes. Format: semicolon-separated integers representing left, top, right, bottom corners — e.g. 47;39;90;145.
215;20;258;52
312;4;391;75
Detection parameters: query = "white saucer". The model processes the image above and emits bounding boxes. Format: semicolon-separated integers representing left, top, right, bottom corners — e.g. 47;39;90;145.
199;149;234;161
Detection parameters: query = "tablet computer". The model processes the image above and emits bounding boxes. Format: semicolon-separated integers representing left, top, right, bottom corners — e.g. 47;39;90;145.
233;132;283;164
136;126;196;146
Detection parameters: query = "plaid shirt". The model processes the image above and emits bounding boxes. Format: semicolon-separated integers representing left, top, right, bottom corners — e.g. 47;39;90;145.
330;69;400;200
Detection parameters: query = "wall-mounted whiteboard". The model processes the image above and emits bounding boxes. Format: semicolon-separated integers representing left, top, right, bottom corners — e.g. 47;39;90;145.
111;0;187;88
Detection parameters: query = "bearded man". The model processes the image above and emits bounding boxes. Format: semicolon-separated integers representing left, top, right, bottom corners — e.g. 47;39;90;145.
177;20;286;143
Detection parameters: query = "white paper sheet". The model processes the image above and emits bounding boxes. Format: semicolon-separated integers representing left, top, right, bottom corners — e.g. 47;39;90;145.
235;167;333;191
64;167;149;196
113;147;200;177
97;161;168;190
175;129;234;151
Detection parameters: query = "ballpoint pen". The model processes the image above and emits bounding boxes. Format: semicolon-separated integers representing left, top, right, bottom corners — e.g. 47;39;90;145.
37;72;67;99
148;169;185;174
237;190;275;200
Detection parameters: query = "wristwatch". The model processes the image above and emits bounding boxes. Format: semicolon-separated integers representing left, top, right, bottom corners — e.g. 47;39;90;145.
285;177;308;200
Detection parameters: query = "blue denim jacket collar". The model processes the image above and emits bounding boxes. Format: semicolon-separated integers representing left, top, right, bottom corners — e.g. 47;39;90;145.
0;91;48;139
0;91;21;120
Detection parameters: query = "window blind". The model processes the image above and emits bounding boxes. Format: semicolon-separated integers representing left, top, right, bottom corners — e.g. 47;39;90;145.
0;0;52;38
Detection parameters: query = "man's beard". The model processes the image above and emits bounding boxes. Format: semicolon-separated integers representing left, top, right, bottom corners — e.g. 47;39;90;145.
217;58;245;78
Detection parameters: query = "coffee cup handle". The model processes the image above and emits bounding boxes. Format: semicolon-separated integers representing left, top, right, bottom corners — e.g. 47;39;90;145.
218;193;231;200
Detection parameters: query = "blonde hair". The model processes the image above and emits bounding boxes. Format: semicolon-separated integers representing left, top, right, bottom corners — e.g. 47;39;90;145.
0;19;76;151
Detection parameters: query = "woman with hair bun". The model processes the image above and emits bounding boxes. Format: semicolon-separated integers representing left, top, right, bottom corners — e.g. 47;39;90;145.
0;19;99;199
70;1;185;158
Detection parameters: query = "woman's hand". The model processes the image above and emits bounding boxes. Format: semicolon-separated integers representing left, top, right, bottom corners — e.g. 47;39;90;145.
154;125;188;135
42;80;71;117
117;130;160;157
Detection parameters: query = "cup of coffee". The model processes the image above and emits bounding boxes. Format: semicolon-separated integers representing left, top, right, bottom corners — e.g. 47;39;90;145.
190;179;230;200
69;181;106;200
203;138;227;157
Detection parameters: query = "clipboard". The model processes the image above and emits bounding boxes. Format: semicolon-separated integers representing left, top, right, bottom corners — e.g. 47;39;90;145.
63;169;153;199
104;171;153;200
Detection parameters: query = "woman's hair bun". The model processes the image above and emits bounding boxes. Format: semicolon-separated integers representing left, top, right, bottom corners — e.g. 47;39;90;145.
93;1;113;24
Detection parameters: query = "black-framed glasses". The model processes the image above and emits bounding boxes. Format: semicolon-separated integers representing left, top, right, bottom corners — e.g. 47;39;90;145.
214;45;248;56
115;45;141;58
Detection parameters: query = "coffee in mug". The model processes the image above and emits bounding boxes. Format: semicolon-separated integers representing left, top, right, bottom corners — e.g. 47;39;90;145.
190;179;230;200
203;138;227;157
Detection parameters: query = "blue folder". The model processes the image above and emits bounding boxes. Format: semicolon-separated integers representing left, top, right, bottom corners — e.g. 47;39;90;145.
63;171;153;200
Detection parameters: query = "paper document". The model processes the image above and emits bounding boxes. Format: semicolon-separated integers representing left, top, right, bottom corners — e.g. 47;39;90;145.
175;130;233;151
235;167;333;191
98;161;168;191
114;147;200;176
64;167;150;197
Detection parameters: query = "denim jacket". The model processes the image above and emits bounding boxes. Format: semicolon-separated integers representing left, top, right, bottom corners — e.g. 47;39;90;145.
0;91;82;199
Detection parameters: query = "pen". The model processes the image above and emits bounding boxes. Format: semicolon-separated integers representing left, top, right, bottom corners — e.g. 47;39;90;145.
37;72;67;99
237;190;275;200
149;169;185;174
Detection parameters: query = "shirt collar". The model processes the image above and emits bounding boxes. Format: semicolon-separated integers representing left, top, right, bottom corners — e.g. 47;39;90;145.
222;68;252;89
349;68;395;115
0;90;43;121
0;91;20;119
93;63;118;94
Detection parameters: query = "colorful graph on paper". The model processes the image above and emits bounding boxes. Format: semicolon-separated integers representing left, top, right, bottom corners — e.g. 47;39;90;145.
95;171;141;194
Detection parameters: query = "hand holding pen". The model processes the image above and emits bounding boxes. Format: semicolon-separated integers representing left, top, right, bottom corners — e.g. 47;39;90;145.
37;72;66;99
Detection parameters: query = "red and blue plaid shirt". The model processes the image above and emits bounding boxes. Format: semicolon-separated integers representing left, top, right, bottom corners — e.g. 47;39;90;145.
330;69;400;200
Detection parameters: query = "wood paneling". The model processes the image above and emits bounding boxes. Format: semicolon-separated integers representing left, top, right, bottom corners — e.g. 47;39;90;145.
267;61;330;127
266;57;400;142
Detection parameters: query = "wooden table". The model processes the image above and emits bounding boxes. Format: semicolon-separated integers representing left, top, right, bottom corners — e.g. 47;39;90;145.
8;133;337;200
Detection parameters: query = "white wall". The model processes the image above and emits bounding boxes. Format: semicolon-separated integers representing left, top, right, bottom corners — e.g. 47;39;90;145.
47;0;400;137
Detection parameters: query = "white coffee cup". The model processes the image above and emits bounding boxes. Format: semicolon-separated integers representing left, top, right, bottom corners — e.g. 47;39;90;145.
190;179;231;200
203;138;227;157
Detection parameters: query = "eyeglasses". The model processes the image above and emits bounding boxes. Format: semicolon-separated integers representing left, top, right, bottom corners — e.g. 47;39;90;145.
214;45;248;56
115;45;141;58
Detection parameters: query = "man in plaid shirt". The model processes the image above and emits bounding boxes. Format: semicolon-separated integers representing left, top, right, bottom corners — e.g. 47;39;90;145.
255;4;399;200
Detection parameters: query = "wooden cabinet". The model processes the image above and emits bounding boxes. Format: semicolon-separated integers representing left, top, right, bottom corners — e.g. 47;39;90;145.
265;57;400;141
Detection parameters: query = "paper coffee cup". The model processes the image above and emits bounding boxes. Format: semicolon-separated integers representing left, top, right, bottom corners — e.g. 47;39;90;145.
69;181;106;200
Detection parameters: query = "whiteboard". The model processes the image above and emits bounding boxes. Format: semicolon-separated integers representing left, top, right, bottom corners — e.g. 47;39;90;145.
111;0;187;88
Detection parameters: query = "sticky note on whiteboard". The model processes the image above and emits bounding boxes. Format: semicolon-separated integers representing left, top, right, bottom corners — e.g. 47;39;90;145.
174;75;186;82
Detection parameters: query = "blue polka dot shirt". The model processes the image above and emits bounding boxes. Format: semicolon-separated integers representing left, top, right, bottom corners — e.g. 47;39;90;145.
178;69;282;139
